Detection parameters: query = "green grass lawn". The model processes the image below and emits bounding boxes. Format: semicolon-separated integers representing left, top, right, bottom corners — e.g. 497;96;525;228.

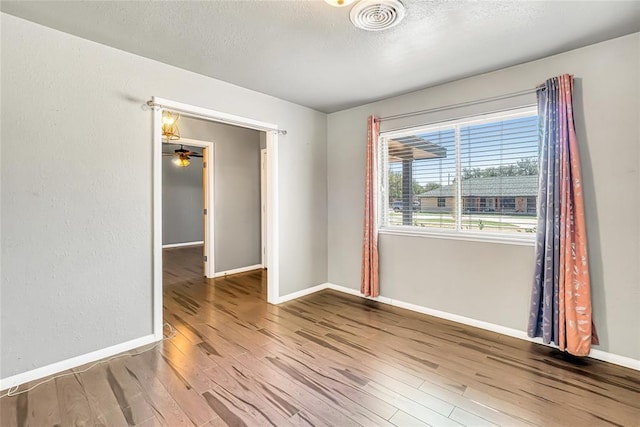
388;212;532;231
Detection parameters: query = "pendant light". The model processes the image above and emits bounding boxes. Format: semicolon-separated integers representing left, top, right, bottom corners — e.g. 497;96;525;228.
162;111;180;140
324;0;355;7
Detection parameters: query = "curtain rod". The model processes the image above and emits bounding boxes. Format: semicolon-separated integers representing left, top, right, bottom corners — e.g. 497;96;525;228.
379;104;537;135
145;100;288;135
377;87;539;122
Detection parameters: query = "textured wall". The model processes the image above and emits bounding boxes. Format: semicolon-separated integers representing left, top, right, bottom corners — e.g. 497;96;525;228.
327;33;640;361
178;117;262;273
162;144;203;245
1;13;327;379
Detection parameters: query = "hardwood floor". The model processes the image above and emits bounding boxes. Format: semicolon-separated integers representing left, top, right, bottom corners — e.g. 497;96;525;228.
163;245;206;288
2;247;639;426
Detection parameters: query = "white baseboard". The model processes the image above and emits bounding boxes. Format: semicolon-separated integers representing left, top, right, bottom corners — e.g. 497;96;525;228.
213;264;264;278
0;334;158;390
4;283;635;391
588;349;640;370
323;283;640;372
162;241;204;249
275;283;330;304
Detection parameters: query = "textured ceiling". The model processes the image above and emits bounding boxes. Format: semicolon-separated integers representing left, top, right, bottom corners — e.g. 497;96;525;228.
2;1;639;113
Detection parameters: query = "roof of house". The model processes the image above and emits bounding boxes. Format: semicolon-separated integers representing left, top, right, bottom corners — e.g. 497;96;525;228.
418;175;538;198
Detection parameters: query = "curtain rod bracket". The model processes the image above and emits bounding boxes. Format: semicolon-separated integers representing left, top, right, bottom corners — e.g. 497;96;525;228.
143;100;161;111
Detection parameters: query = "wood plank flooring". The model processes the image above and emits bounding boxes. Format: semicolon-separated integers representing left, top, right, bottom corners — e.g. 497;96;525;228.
2;247;639;426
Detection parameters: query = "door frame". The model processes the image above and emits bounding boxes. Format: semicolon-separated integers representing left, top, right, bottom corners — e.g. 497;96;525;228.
260;148;267;268
152;96;280;341
162;137;215;278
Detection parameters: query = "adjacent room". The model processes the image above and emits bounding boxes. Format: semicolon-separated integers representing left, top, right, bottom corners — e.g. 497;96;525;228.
1;1;639;426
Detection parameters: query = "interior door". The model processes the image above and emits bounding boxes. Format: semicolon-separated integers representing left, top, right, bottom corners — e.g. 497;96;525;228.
261;148;267;268
185;139;214;279
202;146;209;277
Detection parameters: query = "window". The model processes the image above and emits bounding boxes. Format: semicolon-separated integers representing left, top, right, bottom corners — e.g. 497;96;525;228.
379;107;539;238
526;196;537;214
501;197;516;211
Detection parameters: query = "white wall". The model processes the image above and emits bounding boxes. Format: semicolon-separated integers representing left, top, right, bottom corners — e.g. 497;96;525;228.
327;33;640;361
162;144;203;245
178;117;262;273
0;13;327;379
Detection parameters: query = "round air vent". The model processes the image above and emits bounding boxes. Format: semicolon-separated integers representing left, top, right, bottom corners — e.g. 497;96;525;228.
350;0;406;31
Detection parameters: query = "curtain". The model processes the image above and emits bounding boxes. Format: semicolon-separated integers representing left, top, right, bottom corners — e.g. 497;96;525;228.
361;116;380;297
528;74;598;356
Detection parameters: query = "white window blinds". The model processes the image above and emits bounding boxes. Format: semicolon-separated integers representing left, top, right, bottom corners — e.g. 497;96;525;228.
379;106;539;237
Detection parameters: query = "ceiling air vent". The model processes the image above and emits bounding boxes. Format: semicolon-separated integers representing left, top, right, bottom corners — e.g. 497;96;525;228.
350;0;406;31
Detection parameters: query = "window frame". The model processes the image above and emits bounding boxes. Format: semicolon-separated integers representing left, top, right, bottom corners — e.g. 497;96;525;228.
378;106;538;246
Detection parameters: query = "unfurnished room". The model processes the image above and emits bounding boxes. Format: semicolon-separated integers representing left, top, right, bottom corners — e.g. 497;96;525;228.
1;1;639;426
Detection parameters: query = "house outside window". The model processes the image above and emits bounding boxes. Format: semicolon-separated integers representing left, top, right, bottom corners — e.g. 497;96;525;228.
379;107;539;239
501;197;516;211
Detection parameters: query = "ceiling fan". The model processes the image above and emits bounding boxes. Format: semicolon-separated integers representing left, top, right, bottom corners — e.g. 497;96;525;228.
163;144;202;167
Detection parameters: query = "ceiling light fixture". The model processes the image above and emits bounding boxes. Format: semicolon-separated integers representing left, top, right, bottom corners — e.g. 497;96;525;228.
162;111;180;140
173;153;190;167
164;145;202;168
350;0;406;31
324;0;355;7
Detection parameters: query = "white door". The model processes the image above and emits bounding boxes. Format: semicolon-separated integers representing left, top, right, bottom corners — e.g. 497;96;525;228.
202;146;210;277
261;148;267;268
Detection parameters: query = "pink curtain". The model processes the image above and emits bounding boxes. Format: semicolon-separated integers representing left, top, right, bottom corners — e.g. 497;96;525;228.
361;116;380;297
528;74;597;356
558;75;597;355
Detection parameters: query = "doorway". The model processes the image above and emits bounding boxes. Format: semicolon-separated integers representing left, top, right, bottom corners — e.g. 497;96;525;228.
151;97;281;341
161;137;214;279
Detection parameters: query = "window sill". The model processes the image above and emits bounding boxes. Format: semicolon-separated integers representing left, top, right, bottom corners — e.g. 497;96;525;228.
378;227;536;247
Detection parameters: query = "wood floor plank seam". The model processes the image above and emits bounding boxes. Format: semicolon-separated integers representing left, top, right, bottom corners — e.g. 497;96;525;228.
3;246;639;427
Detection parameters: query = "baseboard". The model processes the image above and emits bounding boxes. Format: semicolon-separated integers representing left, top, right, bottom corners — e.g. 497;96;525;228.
323;283;640;372
4;285;634;392
162;241;204;249
276;283;330;304
0;334;158;390
588;349;640;370
213;264;264;278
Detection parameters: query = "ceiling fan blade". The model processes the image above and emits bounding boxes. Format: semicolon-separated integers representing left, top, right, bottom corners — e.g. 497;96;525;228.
189;153;203;157
180;150;199;156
